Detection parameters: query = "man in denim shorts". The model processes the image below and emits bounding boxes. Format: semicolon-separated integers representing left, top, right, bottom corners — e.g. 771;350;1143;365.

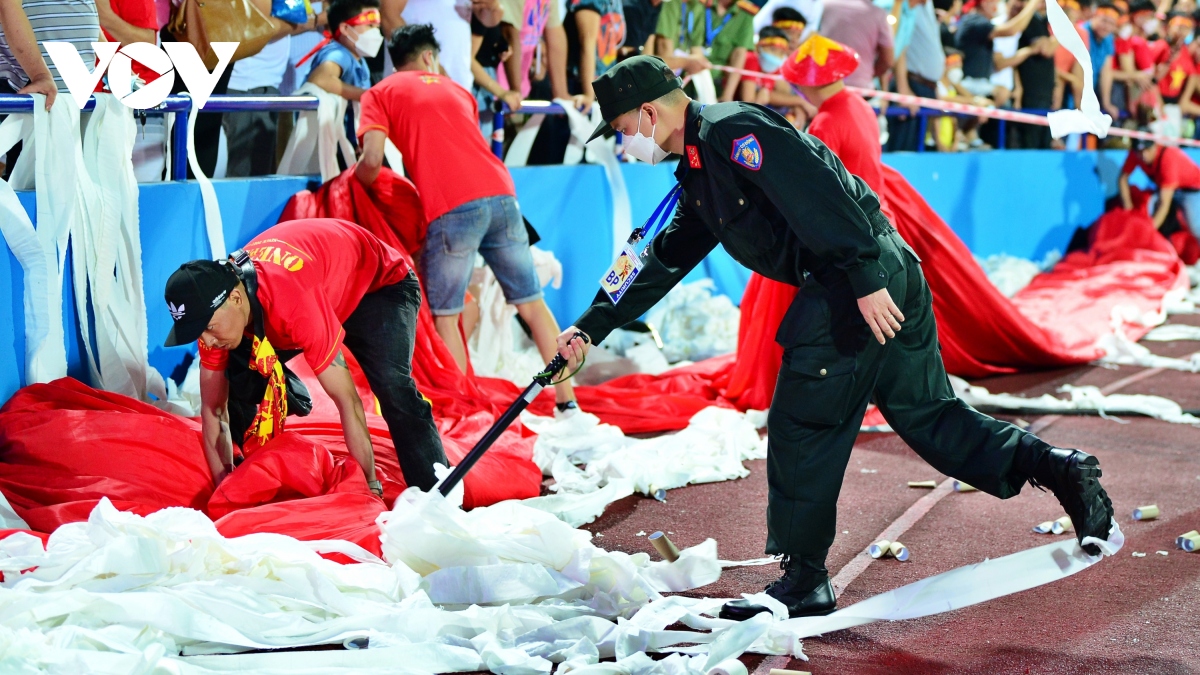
356;23;580;414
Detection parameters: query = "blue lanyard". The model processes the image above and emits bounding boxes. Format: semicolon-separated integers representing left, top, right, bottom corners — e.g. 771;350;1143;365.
630;180;685;253
681;4;696;47
705;7;732;45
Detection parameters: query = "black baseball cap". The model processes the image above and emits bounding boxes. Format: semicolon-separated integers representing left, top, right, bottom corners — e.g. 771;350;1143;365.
163;260;239;347
587;55;683;142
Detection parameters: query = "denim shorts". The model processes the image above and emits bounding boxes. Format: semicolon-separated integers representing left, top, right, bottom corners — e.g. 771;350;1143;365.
419;195;543;315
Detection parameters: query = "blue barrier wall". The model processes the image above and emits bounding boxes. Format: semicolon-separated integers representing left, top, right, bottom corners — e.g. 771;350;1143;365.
4;176;309;401
1;148;1183;402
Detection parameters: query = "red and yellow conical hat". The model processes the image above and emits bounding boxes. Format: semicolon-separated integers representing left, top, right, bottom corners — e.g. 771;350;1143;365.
780;34;860;87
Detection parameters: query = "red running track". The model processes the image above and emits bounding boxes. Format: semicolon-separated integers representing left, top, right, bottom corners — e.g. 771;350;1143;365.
581;315;1200;674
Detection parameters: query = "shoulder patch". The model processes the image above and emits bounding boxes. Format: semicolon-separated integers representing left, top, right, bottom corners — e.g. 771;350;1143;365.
686;144;703;169
730;134;762;171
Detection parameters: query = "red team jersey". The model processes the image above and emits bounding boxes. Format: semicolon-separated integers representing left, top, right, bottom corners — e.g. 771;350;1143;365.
198;219;412;375
1159;48;1196;102
1122;145;1200;191
1115;35;1163;71
358;71;516;223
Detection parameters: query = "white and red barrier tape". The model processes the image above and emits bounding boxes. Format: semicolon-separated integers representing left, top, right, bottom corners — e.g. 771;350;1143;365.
705;63;1200;149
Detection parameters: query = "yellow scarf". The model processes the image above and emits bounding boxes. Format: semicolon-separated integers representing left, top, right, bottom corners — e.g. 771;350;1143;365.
245;334;288;444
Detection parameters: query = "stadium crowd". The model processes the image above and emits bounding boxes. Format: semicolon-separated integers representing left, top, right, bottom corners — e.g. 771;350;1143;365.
2;0;1200;163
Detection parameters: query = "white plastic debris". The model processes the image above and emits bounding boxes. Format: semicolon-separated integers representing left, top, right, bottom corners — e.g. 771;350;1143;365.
1094;330;1200;374
1143;324;1200;341
976;251;1060;297
521;408;767;526
0;498;1126;672
468;246;565;385
644;279;739;363
950;375;1200;424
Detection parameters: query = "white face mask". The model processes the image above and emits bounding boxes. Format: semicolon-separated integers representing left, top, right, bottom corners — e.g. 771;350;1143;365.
351;27;384;58
947;67;963;85
624;108;670;165
1119;23;1134;39
1142;17;1160;35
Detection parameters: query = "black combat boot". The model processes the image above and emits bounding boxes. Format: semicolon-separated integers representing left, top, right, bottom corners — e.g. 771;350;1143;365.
719;555;836;621
1018;444;1115;555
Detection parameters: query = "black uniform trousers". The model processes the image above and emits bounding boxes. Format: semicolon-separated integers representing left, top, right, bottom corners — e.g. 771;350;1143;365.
340;274;448;490
765;227;1052;558
227;273;448;491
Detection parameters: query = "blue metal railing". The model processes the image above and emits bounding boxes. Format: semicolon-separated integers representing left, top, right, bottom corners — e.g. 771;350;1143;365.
493;101;1065;156
0;93;318;180
0;92;1101;176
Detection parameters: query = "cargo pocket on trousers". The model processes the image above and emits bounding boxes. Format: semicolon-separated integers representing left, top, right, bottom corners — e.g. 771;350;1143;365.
775;346;858;427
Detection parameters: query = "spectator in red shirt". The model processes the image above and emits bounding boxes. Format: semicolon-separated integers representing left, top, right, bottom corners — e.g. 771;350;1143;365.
356;24;581;415
97;0;157;57
1126;0;1166;69
1170;24;1200;121
1111;1;1155;113
163;218;448;495
1120;134;1200;231
739;25;814;127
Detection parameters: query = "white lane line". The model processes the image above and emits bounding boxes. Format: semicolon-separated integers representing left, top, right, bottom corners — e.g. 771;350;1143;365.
747;362;1171;673
830;479;954;596
836;363;1167;595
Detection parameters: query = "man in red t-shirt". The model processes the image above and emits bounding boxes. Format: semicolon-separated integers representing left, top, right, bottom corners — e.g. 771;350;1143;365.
162;218;448;495
356;23;580;416
1119;137;1200;233
96;0;161;88
1157;13;1196;103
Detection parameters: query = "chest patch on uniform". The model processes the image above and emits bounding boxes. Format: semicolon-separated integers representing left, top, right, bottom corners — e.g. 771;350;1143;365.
686;144;703;169
731;134;762;170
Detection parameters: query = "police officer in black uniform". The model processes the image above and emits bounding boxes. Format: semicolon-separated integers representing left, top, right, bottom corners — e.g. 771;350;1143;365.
554;55;1116;620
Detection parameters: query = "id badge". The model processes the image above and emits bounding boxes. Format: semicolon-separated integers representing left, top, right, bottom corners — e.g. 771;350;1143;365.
600;244;643;304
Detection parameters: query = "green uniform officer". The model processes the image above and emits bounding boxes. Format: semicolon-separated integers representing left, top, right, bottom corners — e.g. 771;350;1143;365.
654;0;705;53
654;0;754;100
554;56;1116;620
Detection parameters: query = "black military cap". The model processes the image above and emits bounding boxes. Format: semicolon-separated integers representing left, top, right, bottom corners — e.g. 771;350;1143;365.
163;260;239;347
587;55;682;142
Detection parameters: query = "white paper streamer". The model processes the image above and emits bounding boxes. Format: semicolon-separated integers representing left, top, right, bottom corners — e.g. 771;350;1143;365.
1143;323;1200;341
1095;330;1200;373
277;82;356;184
0;108;68;384
564;100;633;259
768;520;1123;642
504;113;546;167
1045;0;1113;138
951;374;1199;423
644;279;739;362
0;484;1124;674
76;95;167;401
690;69;719;106
520;408;768;526
186;96;226;258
